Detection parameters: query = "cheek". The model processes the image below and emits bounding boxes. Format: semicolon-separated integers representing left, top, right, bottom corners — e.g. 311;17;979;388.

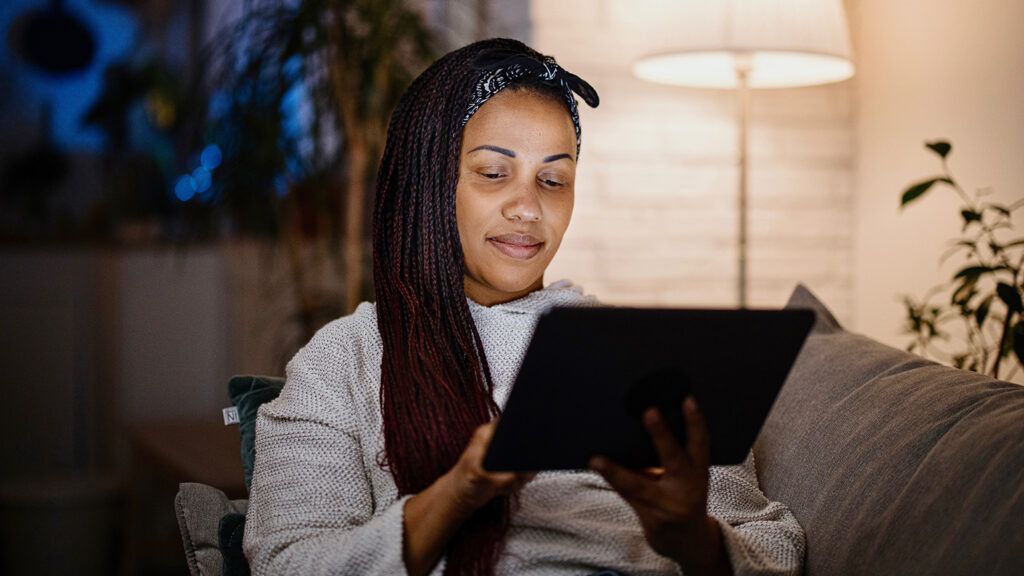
546;190;575;240
455;183;492;252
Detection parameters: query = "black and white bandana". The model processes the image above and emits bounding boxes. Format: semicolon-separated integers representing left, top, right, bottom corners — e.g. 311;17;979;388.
463;49;600;158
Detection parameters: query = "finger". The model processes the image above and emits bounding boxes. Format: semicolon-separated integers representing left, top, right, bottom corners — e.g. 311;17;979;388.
683;396;711;471
514;473;535;490
468;421;498;459
642;407;689;474
491;468;518;480
503;471;537;488
589;456;655;502
518;471;538;482
468;421;503;474
639;467;666;480
475;420;497;443
503;473;531;489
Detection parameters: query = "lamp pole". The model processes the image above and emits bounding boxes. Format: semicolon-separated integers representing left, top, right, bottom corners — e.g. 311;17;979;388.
736;54;752;309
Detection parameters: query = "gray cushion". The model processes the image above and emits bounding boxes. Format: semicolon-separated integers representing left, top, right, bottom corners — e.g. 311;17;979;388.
174;482;249;576
755;283;1024;575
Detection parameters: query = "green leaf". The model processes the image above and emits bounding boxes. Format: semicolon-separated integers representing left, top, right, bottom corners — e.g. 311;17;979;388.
975;294;995;326
939;239;978;264
1001;333;1015;357
961;209;982;227
925;140;952;158
953;265;997;281
985;203;1011;216
950;279;977;305
901;177;953;208
997;282;1023;313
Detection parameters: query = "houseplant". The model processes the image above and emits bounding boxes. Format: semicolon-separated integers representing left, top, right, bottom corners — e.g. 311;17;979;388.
196;0;435;341
900;140;1024;380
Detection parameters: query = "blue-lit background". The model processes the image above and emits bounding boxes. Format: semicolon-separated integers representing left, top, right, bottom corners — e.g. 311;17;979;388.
0;0;137;151
0;0;319;241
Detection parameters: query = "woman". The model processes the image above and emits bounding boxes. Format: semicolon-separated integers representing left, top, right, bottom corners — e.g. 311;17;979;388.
243;38;805;576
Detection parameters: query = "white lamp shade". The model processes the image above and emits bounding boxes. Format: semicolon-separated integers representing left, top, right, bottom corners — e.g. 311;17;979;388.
632;0;855;89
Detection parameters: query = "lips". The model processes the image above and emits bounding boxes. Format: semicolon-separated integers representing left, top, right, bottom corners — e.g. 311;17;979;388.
488;233;544;260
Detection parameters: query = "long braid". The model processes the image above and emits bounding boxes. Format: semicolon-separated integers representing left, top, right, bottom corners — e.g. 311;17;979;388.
373;38;572;575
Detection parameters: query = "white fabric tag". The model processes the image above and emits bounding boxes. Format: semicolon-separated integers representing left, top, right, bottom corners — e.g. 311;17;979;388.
222;406;240;426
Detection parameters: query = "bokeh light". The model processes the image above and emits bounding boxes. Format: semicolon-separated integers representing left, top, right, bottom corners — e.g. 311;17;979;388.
174;174;195;201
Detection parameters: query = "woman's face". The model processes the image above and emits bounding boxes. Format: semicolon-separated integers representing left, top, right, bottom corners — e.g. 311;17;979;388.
456;89;577;306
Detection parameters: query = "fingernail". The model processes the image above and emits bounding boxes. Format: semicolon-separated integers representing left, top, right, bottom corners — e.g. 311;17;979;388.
589;456;604;470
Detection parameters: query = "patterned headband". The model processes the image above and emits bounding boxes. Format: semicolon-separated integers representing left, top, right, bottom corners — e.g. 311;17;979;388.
462;49;601;158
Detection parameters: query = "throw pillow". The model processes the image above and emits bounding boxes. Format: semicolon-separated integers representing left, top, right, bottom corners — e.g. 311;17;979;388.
175;482;249;576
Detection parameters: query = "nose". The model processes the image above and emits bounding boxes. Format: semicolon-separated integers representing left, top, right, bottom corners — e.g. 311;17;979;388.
501;183;542;223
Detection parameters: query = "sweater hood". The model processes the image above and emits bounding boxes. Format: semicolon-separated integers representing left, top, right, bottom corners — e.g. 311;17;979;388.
466;279;601;316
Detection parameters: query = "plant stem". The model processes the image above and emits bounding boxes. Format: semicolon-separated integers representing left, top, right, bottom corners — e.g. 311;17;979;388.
942;158;977;210
990;263;1021;379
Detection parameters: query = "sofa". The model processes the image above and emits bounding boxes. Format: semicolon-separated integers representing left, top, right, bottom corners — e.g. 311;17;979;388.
175;283;1024;575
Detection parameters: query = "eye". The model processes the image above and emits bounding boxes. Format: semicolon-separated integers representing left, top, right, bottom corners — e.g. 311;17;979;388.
539;177;565;188
478;170;506;180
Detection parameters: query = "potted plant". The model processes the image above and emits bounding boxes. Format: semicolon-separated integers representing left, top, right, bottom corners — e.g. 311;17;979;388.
196;0;435;341
900;140;1024;380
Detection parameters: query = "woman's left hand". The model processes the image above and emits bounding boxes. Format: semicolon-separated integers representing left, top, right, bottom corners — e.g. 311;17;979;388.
588;396;733;576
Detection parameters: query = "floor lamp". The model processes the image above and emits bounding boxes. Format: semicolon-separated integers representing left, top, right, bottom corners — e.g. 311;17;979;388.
632;0;855;308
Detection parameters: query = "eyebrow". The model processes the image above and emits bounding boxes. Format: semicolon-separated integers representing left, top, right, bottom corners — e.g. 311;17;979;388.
468;144;574;163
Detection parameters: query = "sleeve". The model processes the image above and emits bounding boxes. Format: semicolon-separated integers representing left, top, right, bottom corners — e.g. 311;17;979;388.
704;451;806;576
241;326;447;576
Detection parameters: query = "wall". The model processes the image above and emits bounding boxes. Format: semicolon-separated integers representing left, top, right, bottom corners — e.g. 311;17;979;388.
850;0;1024;379
0;250;99;475
113;246;233;424
533;0;857;321
0;247;239;476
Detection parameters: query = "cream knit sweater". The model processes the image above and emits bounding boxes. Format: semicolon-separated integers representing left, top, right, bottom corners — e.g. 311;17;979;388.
243;280;805;575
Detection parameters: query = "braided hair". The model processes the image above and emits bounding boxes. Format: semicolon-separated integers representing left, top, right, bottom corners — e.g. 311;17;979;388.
372;38;576;575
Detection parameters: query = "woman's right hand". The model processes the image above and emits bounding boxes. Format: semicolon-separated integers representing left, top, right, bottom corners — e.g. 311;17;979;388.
403;420;536;576
442;420;537;516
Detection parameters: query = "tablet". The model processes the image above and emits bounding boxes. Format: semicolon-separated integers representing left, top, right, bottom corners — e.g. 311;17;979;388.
482;306;814;471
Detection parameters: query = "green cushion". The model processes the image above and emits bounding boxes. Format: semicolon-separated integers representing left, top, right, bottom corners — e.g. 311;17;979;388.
218;512;250;576
228;375;285;493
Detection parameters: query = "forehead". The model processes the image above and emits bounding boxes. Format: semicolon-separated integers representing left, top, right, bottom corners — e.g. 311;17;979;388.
461;90;576;152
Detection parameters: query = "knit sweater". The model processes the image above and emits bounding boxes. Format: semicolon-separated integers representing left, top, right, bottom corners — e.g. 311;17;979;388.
243;279;806;575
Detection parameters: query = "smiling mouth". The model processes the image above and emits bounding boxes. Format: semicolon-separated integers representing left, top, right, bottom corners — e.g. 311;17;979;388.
488;238;544;260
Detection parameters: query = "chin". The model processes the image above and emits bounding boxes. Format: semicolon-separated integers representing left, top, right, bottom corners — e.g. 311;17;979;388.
482;267;545;294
